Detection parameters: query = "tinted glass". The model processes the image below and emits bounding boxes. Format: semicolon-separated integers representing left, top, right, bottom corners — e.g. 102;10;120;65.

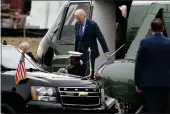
2;46;40;69
126;27;140;50
59;2;91;44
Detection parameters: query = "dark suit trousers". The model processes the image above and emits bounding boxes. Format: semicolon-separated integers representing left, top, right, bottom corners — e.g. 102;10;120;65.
142;87;170;113
90;58;95;78
83;58;95;77
81;51;96;77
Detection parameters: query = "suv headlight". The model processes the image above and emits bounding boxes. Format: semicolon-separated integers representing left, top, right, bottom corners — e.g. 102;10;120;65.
31;86;57;102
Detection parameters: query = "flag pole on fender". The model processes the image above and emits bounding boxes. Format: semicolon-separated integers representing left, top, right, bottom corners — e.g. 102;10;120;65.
15;49;27;85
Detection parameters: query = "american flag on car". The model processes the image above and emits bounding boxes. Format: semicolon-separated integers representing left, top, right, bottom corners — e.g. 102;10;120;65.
15;51;27;85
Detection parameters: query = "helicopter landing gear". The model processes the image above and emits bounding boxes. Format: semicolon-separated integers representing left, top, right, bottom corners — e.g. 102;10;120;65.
114;100;123;114
114;100;141;114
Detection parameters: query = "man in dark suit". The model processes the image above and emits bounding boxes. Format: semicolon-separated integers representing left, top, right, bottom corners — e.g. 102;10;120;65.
135;18;170;113
74;9;110;78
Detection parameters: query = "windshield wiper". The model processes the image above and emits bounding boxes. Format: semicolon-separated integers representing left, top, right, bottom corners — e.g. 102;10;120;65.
26;68;40;72
1;66;47;73
1;67;16;71
1;67;39;72
26;68;48;73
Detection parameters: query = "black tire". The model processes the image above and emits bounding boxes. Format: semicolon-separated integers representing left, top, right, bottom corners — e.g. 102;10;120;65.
1;103;16;114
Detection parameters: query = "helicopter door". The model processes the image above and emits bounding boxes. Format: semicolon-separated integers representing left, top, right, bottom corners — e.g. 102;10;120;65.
51;1;93;72
57;1;93;45
125;3;166;60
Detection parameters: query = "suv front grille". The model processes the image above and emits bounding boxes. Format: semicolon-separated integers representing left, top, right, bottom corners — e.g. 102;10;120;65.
58;87;101;107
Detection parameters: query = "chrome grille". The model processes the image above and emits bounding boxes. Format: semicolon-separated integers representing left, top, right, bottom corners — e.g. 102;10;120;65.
58;87;101;107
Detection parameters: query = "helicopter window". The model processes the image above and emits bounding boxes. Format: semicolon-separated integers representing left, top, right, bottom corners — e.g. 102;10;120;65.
58;2;91;45
146;10;167;38
125;27;140;52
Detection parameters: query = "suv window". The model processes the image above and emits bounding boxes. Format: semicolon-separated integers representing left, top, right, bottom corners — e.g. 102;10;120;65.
2;46;41;70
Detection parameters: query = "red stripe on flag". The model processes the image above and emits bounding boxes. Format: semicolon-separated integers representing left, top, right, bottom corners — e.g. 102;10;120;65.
20;62;24;78
15;53;27;85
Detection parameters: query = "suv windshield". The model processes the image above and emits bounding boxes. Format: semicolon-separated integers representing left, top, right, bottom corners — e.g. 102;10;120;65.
2;46;43;70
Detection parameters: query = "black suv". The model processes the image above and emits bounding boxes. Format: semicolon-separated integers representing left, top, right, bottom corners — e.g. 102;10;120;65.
1;45;117;113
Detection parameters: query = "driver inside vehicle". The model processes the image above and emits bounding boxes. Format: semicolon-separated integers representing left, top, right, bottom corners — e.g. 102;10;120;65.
57;51;86;76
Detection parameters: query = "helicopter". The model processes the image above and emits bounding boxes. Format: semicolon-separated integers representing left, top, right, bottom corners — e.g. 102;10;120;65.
96;0;170;113
36;0;170;113
36;0;132;71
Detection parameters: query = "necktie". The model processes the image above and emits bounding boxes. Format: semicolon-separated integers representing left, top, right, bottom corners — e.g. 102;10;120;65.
79;24;83;40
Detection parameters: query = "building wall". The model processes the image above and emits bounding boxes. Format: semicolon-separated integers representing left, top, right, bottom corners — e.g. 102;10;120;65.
10;0;24;13
1;0;31;29
3;0;24;13
28;1;67;29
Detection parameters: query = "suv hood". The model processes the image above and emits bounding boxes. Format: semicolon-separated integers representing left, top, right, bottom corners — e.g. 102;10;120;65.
3;71;98;87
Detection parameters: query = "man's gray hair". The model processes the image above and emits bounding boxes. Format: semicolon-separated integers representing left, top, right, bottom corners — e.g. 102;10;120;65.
19;42;30;52
74;9;86;16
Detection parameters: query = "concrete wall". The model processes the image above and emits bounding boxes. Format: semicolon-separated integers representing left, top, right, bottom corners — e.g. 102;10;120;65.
28;1;67;29
92;1;116;70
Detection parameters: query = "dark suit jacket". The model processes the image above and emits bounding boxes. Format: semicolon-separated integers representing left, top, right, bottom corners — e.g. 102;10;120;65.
75;19;109;59
135;33;170;88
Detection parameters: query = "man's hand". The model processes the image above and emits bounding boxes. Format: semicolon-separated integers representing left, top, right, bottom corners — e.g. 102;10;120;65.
105;52;111;59
135;86;142;93
57;68;68;73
